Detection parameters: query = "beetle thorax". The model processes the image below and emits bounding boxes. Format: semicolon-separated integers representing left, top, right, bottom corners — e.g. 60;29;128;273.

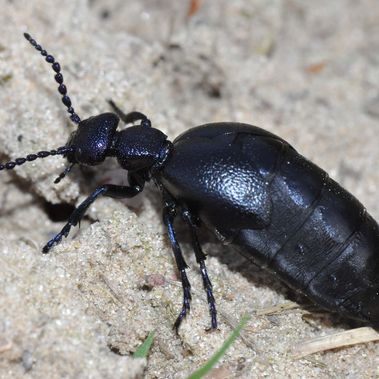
112;125;169;171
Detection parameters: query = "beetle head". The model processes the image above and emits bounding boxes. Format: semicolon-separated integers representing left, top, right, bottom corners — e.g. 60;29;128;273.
66;112;119;166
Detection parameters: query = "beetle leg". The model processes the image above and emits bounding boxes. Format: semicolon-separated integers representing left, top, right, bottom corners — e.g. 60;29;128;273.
107;99;151;127
162;197;192;332
181;208;218;330
43;180;144;254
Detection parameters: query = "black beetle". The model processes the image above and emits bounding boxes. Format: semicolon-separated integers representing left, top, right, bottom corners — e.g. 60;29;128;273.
1;33;378;331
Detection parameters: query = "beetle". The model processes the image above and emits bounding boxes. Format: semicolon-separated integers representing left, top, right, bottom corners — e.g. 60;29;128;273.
1;33;378;331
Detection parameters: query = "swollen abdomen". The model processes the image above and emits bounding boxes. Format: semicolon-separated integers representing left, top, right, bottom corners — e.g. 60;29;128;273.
234;147;379;324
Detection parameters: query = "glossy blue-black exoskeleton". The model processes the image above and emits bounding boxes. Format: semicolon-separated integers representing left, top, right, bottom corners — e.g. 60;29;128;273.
1;33;378;331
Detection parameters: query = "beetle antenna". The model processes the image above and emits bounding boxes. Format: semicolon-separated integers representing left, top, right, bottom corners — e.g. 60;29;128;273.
0;146;73;171
23;32;81;125
54;162;75;184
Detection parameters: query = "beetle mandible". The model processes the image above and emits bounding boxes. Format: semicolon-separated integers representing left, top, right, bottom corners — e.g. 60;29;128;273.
1;33;379;331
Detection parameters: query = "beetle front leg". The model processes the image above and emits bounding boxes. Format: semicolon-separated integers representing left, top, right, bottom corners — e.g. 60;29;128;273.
181;208;218;330
43;180;144;253
107;99;151;127
162;199;192;332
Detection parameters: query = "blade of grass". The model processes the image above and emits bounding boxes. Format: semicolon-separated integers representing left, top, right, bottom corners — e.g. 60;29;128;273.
187;315;251;379
133;330;155;359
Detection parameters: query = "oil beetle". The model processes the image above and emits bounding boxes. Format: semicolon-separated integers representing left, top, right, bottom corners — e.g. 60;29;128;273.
1;33;378;331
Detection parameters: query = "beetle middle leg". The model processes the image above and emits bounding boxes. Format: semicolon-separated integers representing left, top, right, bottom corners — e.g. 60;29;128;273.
162;194;192;332
181;207;218;330
43;174;144;253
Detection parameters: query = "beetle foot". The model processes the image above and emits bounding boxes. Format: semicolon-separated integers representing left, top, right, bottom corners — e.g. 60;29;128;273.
173;269;192;333
42;234;62;254
199;261;218;329
42;223;72;253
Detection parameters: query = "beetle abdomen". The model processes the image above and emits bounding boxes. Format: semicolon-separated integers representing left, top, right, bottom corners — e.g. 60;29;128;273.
234;146;379;324
306;211;379;324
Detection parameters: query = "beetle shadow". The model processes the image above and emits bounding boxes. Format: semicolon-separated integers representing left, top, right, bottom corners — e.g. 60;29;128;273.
0;172;76;222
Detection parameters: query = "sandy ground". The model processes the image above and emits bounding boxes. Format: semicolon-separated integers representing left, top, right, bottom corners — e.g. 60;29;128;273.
0;1;378;378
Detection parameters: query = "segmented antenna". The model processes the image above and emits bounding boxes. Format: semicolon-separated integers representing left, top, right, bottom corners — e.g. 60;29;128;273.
54;162;75;184
23;33;81;125
0;146;73;171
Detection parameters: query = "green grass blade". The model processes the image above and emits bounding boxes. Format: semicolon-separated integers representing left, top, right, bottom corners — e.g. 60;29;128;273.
133;330;155;359
187;315;251;379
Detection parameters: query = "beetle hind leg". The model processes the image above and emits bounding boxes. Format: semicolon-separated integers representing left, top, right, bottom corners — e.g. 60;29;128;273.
162;198;192;332
182;207;218;330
